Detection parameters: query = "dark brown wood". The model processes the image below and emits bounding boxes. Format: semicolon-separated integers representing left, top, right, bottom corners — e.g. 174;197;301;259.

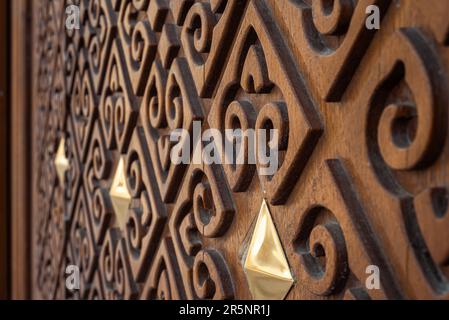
28;0;449;300
11;0;31;300
0;0;10;300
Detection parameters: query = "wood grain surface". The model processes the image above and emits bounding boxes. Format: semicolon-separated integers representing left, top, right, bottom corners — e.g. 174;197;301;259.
0;0;10;300
31;0;449;300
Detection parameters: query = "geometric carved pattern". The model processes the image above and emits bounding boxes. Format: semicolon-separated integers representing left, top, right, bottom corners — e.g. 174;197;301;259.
32;0;449;300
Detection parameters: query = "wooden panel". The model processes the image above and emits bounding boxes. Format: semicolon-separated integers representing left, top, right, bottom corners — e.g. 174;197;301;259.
0;0;10;300
11;0;31;300
31;0;449;300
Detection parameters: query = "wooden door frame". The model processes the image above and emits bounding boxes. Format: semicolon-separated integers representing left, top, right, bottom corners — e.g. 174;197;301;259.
10;0;31;300
0;0;10;301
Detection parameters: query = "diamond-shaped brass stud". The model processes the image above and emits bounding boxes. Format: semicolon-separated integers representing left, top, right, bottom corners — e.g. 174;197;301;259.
55;138;69;185
243;200;294;300
109;156;131;230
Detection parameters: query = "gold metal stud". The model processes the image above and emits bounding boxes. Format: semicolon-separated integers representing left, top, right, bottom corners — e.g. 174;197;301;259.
109;156;131;230
55;138;69;185
243;200;294;300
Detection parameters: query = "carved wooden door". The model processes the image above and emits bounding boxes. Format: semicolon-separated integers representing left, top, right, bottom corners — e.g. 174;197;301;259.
31;0;449;300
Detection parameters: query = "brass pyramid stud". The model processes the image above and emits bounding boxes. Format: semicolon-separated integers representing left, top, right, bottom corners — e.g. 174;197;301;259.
243;199;294;300
109;156;131;231
55;138;70;185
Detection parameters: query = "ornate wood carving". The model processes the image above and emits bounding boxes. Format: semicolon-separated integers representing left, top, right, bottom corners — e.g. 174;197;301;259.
32;0;449;300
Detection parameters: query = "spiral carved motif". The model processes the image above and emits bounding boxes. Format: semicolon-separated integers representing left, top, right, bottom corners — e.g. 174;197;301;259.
374;29;448;171
294;207;348;296
32;0;449;300
311;0;354;36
